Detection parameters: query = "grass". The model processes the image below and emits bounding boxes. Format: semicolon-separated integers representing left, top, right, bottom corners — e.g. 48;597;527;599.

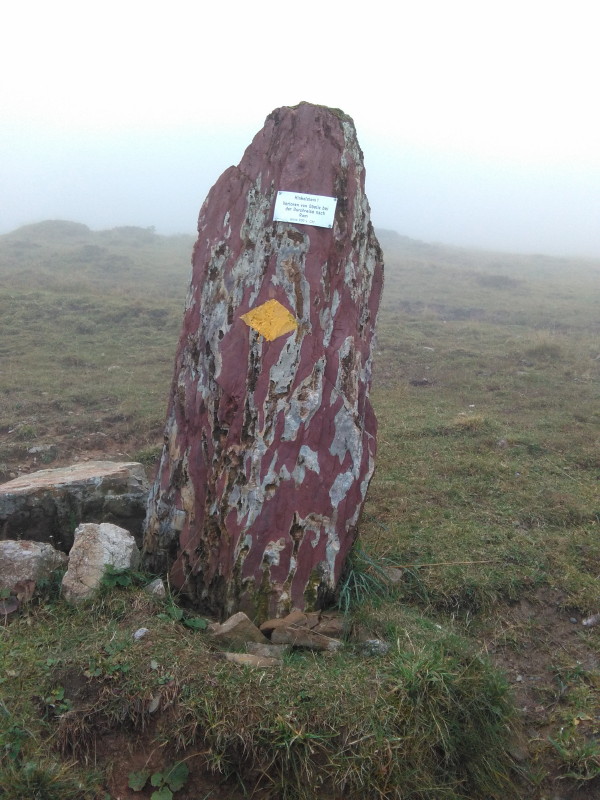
0;222;192;472
0;583;519;800
1;222;600;797
335;543;401;615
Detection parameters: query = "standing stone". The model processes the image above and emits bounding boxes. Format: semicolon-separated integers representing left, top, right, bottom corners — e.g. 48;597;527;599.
143;102;383;620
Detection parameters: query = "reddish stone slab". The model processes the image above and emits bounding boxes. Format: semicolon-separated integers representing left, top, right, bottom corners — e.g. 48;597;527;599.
143;102;383;621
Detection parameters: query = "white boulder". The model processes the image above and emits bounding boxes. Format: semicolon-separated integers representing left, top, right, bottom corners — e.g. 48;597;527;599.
61;522;140;604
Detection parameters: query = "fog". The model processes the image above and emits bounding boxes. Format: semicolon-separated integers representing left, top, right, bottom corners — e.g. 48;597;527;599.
2;1;599;258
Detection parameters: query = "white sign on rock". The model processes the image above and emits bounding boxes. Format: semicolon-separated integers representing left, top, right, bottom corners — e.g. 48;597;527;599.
273;191;337;228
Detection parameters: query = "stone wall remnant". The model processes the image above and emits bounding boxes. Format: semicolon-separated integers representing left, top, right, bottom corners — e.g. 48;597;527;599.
143;102;383;620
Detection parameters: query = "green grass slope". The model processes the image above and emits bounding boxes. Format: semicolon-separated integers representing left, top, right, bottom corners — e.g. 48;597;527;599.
1;221;599;798
0;222;194;473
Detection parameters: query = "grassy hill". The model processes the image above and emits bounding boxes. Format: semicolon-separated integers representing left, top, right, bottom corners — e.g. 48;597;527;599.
0;221;194;475
1;221;599;798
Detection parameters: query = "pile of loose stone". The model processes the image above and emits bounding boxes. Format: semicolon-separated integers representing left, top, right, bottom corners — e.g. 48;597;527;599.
209;609;347;667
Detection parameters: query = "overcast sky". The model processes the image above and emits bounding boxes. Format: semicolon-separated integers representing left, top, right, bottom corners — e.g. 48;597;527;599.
2;1;599;257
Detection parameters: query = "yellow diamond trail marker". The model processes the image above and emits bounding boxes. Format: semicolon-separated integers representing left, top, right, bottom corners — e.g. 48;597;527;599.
240;299;299;341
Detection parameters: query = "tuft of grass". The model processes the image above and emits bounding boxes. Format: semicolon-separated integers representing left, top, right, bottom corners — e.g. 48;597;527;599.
336;543;401;615
14;424;38;441
548;725;600;782
133;443;164;469
0;758;103;800
524;333;565;362
450;412;489;432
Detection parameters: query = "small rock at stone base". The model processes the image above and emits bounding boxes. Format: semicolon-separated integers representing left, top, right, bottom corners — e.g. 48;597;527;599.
223;652;280;668
246;642;290;660
211;611;269;646
271;626;343;652
313;614;346;638
133;627;150;640
260;609;308;634
259;609;345;639
360;639;390;657
303;612;322;629
582;613;600;627
381;566;404;584
144;578;166;598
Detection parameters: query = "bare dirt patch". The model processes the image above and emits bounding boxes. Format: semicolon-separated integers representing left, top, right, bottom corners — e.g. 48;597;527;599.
485;589;600;799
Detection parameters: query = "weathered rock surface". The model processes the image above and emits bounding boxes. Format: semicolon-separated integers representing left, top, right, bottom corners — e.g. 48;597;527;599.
0;539;67;593
246;641;290;659
311;613;346;639
271;625;342;652
260;609;345;638
61;522;140;604
381;566;404;584
222;652;280;668
0;461;149;552
144;577;167;598
359;639;391;657
260;609;310;634
210;611;269;646
143;101;383;620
